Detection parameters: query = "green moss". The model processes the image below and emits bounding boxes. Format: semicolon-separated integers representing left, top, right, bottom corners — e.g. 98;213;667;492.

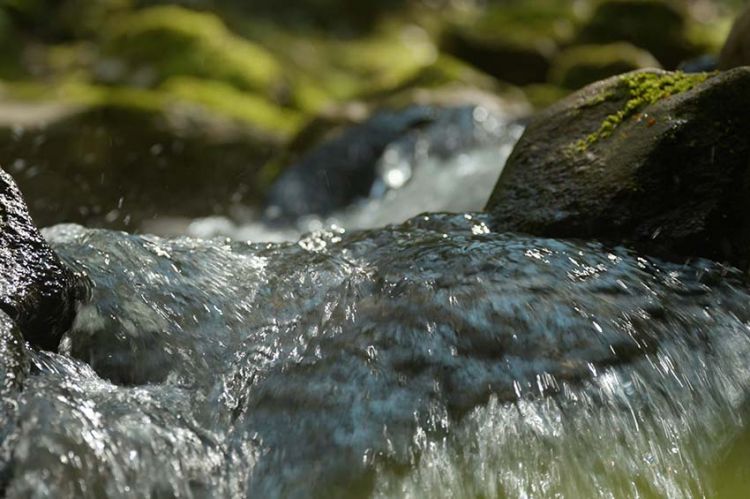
233;18;438;107
574;71;711;152
102;6;284;97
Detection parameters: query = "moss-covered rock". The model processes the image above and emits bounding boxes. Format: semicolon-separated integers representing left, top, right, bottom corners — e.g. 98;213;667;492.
97;6;289;102
486;68;750;267
441;1;579;85
576;0;705;68
549;42;661;90
239;19;438;108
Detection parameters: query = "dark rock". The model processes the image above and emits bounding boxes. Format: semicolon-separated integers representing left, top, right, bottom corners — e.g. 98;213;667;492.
442;30;553;86
576;0;702;69
485;68;750;268
678;54;717;74
719;4;750;70
0;167;78;350
440;1;578;85
548;42;660;90
0;310;28;491
264;90;526;224
0;310;28;396
0;103;276;231
263;105;438;222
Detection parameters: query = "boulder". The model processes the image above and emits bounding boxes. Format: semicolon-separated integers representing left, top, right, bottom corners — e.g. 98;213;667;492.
719;4;750;70
548;42;661;90
575;0;703;69
441;1;579;85
263;88;526;223
0;101;278;230
0;167;79;350
486;68;750;267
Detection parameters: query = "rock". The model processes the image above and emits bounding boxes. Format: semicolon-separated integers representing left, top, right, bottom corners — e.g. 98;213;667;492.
0;100;278;230
575;0;703;69
548;42;661;90
263;106;438;222
0;310;28;397
97;6;287;100
263;89;526;223
485;68;750;267
0;309;29;490
719;4;750;70
3;0;129;41
0;167;78;350
441;2;579;85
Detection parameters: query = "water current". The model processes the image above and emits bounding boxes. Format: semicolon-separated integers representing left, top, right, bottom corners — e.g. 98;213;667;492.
1;104;749;498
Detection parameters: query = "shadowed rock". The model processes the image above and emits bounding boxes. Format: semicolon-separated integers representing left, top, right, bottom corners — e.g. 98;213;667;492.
486;68;750;267
719;4;750;70
0;167;78;350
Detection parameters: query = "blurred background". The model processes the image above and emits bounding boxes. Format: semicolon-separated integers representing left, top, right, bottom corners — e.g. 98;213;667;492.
0;0;742;235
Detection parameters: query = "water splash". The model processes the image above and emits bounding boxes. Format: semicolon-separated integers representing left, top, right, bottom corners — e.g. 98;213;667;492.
152;105;524;243
1;214;747;497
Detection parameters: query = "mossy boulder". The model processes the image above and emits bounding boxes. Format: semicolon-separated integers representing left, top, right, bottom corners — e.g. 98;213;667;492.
179;0;408;33
3;0;131;40
549;42;661;90
719;4;750;70
486;68;750;267
96;6;290;103
576;0;704;68
442;1;579;85
0;167;79;350
0;99;278;230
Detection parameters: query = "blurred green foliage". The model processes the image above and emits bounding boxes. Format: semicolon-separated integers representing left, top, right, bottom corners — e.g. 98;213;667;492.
0;0;742;224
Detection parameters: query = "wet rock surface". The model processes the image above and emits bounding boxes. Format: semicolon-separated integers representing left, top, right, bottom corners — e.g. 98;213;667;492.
486;67;750;268
0;167;78;350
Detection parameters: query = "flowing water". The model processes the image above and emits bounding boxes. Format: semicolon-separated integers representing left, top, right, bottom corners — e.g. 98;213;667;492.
2;103;750;498
152;104;524;243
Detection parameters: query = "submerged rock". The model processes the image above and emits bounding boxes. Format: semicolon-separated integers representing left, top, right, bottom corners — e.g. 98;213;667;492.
263;96;522;224
0;168;78;350
15;214;750;497
486;68;750;267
